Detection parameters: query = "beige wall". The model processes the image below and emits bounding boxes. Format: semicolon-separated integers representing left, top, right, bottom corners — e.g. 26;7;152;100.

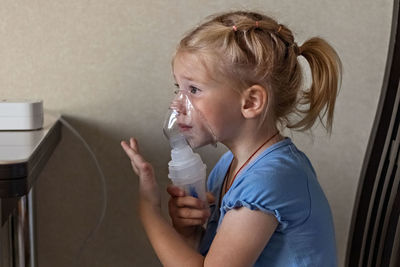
0;0;393;266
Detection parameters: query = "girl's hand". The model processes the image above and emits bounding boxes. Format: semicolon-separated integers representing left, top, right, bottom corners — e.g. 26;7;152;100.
121;138;161;209
167;185;215;237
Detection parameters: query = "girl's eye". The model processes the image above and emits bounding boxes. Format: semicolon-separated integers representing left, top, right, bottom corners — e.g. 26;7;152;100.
173;83;179;94
189;85;200;94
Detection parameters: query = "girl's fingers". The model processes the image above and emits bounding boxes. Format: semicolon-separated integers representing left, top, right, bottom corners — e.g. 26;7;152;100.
129;137;135;149
167;186;212;208
177;207;210;220
122;141;139;172
207;192;216;204
168;203;210;220
173;195;206;209
121;140;145;167
121;140;154;179
130;137;140;153
173;218;207;227
121;142;139;172
167;185;185;197
121;138;160;208
168;198;209;218
121;140;134;159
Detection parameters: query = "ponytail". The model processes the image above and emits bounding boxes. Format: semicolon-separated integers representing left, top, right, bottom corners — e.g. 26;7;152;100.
289;37;342;133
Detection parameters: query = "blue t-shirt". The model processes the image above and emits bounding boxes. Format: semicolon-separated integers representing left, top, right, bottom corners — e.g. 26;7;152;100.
199;138;337;266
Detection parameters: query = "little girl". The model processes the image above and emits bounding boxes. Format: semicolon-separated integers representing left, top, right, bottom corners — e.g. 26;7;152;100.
121;10;341;266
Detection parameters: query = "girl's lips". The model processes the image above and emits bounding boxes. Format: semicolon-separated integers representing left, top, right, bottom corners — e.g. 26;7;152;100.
178;123;192;132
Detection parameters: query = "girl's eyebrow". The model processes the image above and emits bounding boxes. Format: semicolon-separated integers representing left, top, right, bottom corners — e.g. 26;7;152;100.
183;75;195;81
173;74;195;82
173;73;209;87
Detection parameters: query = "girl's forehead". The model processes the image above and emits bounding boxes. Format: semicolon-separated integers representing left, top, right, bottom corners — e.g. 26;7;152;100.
173;51;238;91
172;52;213;83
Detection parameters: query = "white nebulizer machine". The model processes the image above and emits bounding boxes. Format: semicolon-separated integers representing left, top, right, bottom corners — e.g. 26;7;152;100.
163;91;209;202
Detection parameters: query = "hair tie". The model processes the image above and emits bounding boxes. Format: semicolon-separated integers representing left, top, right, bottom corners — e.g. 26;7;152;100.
292;42;301;56
232;25;238;32
277;25;282;33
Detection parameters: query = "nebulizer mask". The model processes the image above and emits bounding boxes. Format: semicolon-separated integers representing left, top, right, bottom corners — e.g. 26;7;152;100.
163;90;215;201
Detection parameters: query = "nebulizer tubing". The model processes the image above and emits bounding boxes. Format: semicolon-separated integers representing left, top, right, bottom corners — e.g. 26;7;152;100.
45;111;107;266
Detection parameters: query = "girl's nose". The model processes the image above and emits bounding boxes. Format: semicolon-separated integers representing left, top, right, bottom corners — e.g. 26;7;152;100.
170;91;188;115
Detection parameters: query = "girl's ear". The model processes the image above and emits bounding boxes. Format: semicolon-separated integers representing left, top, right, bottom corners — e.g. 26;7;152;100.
241;85;268;119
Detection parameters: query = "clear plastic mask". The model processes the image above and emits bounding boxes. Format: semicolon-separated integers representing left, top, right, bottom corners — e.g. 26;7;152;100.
163;90;216;149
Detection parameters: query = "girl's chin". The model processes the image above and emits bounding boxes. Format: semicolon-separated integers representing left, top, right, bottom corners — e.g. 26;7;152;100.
185;136;216;149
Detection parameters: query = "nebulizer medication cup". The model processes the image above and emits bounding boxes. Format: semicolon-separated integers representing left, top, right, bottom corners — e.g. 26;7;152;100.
163;92;208;202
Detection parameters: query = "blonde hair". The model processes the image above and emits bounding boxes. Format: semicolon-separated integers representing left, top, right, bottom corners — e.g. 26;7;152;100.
175;11;342;133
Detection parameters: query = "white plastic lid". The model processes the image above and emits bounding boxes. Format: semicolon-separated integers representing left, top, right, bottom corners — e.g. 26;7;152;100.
0;99;43;117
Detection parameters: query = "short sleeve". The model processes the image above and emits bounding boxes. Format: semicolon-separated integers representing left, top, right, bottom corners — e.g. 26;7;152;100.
221;163;312;232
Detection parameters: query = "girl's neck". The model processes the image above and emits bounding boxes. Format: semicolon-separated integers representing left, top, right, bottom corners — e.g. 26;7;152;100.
225;128;283;173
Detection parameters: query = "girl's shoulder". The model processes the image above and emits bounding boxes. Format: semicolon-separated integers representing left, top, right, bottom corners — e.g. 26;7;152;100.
249;137;315;179
222;138;317;231
207;138;315;196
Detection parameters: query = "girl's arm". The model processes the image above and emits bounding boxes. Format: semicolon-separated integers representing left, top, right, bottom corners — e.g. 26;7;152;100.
142;197;277;267
139;201;205;267
205;207;278;266
122;138;204;266
167;185;214;248
121;138;278;267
